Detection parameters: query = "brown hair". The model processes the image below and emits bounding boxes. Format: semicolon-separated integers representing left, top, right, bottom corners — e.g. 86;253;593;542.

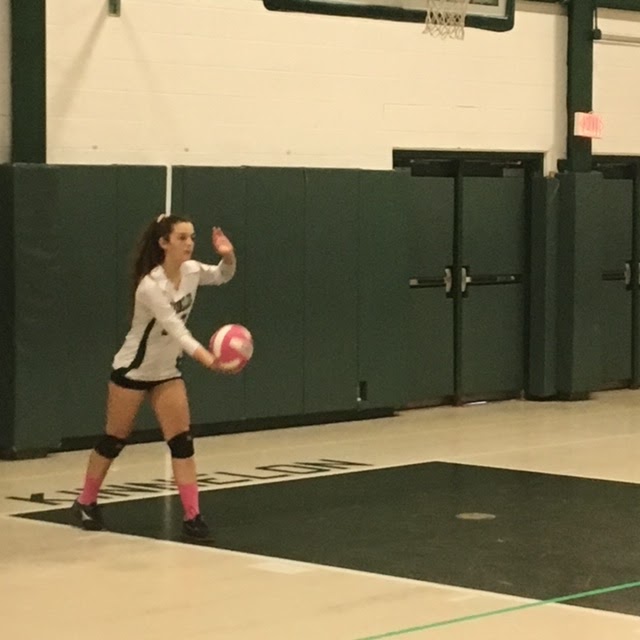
131;213;191;292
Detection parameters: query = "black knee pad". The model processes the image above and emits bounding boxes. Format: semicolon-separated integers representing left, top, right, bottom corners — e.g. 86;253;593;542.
94;435;127;459
167;432;194;459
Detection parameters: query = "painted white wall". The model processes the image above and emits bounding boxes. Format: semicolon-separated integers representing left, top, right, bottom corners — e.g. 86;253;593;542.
46;0;565;171
0;0;10;163
593;9;640;156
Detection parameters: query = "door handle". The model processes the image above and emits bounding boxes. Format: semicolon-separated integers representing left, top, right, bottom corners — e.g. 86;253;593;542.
461;266;471;293
625;262;631;287
444;267;452;293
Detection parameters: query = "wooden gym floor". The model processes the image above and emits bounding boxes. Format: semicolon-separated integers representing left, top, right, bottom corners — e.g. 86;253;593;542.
3;389;640;639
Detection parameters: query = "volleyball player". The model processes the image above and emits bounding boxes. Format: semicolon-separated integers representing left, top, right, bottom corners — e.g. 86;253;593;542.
71;213;236;541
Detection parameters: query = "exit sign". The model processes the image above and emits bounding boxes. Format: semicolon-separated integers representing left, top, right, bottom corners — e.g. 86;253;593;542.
574;112;603;139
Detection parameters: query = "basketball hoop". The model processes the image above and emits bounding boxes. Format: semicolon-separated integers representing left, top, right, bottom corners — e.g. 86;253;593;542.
424;0;471;40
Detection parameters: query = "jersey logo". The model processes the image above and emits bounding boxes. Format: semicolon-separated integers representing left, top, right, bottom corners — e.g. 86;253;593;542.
161;294;194;336
171;293;193;314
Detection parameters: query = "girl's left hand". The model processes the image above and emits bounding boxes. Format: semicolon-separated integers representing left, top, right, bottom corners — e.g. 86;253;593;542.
212;227;234;257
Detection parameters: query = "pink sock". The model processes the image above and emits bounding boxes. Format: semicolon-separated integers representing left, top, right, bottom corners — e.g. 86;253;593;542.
178;483;200;520
78;476;102;505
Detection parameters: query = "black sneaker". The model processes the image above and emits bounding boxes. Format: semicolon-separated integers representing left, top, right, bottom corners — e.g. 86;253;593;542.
182;514;213;541
72;500;105;531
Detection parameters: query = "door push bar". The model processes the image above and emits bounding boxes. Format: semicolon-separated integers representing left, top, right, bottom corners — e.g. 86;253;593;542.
410;266;521;296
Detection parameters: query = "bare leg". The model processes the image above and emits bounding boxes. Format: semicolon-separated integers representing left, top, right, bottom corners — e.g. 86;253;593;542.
83;382;145;489
73;382;146;529
148;378;195;486
148;378;208;530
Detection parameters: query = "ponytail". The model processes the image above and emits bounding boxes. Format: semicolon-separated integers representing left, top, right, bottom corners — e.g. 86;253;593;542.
131;213;190;299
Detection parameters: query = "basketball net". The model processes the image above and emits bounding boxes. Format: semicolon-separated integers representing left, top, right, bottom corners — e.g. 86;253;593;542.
424;0;471;40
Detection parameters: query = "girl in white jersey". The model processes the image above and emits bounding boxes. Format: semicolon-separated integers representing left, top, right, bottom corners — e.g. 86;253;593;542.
72;213;236;541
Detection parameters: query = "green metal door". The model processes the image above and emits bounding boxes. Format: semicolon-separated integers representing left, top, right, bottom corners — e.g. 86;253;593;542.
406;177;455;406
592;157;640;390
397;153;537;407
599;178;633;388
459;176;526;401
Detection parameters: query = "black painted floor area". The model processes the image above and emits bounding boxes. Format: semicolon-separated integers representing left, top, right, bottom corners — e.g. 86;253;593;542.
18;462;640;616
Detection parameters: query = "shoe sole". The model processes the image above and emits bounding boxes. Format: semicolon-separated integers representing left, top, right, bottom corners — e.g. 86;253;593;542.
71;503;105;532
181;531;214;543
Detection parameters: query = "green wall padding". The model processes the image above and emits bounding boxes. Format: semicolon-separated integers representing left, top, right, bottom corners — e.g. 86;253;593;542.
12;165;64;451
173;166;247;425
358;171;411;409
5;165;169;451
114;166;167;433
557;172;603;397
4;164;420;455
0;165;15;451
304;170;359;413
528;177;559;398
54;167;119;438
244;168;306;419
115;167;167;342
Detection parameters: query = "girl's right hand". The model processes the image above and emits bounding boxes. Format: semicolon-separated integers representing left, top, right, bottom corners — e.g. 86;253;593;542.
193;346;217;369
194;346;235;374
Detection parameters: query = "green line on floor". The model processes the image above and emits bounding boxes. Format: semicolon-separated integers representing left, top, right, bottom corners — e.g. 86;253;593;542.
355;580;640;639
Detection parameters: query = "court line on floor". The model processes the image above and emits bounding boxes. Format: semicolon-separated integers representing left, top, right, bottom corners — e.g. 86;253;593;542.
2;515;534;599
10;514;640;628
354;580;640;639
4;407;640;484
9;515;640;638
6;428;640;516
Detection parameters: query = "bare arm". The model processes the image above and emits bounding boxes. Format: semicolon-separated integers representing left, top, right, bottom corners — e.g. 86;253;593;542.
197;227;237;285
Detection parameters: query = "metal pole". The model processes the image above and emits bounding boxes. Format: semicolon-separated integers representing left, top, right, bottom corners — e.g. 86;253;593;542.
566;0;595;173
595;33;640;45
108;0;121;17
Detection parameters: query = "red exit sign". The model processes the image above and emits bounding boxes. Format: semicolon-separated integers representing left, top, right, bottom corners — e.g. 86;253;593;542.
574;112;604;139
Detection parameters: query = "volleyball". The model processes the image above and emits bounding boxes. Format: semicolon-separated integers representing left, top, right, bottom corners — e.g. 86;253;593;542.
209;324;253;372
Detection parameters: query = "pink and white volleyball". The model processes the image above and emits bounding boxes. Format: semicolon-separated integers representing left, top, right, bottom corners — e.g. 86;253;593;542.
209;324;253;372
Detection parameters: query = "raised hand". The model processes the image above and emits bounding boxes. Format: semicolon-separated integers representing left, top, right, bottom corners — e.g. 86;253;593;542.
212;227;234;257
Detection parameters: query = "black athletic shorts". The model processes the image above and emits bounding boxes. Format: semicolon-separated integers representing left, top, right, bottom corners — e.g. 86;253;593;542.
110;369;182;391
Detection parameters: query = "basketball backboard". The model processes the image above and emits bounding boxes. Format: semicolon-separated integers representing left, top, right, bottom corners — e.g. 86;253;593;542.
263;0;515;32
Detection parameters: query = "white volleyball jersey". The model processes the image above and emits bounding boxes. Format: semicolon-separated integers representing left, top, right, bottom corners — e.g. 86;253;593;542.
112;259;236;381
